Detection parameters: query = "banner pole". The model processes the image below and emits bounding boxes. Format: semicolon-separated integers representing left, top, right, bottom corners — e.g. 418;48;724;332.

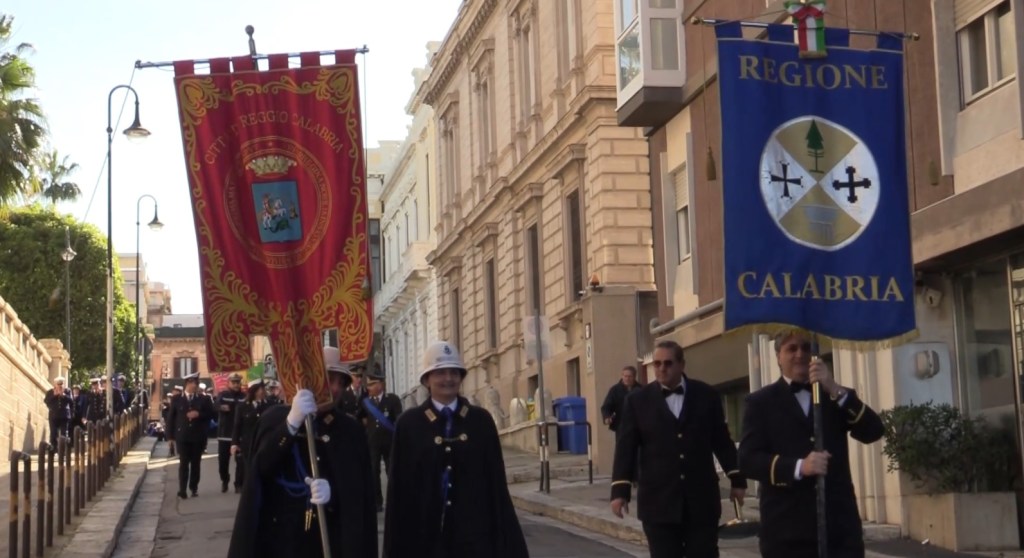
304;415;331;558
810;334;828;558
688;16;919;41
135;46;371;70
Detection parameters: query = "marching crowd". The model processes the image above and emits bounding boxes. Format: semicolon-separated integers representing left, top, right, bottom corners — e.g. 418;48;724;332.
45;331;882;558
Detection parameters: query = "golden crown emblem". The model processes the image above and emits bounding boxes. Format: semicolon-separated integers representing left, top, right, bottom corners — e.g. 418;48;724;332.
246;155;296;177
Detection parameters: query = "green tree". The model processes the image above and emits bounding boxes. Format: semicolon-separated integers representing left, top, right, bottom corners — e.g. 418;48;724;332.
805;119;825;174
0;15;47;205
0;206;136;384
36;150;81;206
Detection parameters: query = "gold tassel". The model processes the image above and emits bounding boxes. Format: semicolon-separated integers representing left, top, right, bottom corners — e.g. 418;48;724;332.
706;147;717;181
927;159;940;186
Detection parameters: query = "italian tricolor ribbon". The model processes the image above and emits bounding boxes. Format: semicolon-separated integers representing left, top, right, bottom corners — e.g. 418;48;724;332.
786;1;827;58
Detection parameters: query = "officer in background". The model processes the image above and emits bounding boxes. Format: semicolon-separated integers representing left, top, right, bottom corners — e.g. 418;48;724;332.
356;369;403;512
168;373;215;499
384;341;528;558
231;378;268;489
216;373;245;492
43;376;73;446
265;379;284;406
85;378;107;423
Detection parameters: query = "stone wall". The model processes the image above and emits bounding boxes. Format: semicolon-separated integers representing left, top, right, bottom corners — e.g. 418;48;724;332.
0;296;69;463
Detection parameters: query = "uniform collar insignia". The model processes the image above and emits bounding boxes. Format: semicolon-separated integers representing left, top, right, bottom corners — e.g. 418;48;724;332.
425;408;437;422
322;413;334;425
458;405;469;418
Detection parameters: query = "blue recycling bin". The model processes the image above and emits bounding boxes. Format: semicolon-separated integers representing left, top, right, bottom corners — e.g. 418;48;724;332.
553;396;588;455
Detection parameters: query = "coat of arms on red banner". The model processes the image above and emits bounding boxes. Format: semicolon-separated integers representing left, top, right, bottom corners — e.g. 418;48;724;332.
173;51;371;403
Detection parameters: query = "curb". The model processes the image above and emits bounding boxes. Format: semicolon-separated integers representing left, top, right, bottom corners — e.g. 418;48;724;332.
61;437;157;558
510;488;647;546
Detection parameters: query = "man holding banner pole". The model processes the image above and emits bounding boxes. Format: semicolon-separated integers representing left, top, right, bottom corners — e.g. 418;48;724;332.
705;8;918;557
738;331;882;557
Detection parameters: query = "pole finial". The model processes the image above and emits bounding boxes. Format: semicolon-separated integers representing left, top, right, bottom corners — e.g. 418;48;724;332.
246;25;257;59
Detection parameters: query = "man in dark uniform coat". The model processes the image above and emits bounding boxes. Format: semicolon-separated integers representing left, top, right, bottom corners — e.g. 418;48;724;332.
610;339;746;558
85;379;107;423
111;374;128;415
216;373;245;492
384;341;528;558
44;376;73;446
738;331;884;558
227;347;377;558
600;365;642;432
356;370;403;511
264;379;284;406
231;378;267;488
167;373;215;498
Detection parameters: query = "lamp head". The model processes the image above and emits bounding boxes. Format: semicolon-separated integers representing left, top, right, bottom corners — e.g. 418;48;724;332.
147;207;164;231
61;247;77;262
123;108;151;143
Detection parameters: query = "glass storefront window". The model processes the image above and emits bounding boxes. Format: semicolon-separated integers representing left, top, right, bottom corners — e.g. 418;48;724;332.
955;259;1016;416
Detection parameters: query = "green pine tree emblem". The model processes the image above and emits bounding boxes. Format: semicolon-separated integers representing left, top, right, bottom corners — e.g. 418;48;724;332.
806;119;825;174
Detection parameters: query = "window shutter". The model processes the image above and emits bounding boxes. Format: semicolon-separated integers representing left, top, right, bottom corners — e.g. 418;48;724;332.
191;357;199;375
956;0;999;27
674;163;688;209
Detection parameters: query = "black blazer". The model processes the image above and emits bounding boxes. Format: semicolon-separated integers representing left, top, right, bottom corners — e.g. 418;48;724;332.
738;378;883;547
167;392;215;444
611;377;746;526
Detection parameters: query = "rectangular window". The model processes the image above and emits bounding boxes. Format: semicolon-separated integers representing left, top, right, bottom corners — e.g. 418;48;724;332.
558;0;580;80
649;18;679;70
526;224;543;312
958;1;1016;104
676;207;691;263
174;356;198;378
566;357;581;396
425;154;431;230
451;287;462;347
404;213;410;249
518;22;535;121
485;259;498;349
566;190;585;301
956;259;1014;414
369;219;382;292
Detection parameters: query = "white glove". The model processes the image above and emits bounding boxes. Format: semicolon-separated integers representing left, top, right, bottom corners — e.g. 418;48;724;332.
287;389;317;433
305;477;331;505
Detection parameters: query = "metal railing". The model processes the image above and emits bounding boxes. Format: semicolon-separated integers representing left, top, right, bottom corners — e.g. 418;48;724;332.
535;420;594;494
7;406;144;558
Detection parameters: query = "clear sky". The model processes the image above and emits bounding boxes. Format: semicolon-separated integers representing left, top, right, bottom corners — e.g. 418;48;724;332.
6;0;461;314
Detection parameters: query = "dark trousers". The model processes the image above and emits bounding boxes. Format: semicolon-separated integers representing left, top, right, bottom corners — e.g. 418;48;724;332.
177;440;203;493
370;441;390;508
760;536;865;558
642;521;719;558
49;419;68;447
218;440;242;486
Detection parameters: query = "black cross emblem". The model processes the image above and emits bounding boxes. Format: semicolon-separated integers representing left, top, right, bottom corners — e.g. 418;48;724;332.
832;166;871;203
769;162;802;199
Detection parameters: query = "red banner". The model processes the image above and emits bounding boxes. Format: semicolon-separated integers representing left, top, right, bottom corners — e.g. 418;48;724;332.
173;51;372;404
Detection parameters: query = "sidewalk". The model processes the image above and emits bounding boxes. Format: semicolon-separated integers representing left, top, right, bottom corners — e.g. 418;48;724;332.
0;437;157;558
501;449;1017;558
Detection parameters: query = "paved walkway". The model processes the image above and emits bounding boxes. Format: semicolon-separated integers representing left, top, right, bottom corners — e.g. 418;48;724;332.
3;436;1019;558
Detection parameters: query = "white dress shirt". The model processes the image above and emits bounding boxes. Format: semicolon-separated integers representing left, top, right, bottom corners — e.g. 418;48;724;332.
659;377;687;419
432;399;458;414
783;377;848;480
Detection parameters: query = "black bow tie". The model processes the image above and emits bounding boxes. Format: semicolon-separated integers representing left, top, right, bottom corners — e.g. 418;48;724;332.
662;385;685;397
790;382;811;394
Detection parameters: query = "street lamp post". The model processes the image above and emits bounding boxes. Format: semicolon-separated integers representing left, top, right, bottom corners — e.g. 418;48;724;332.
106;84;151;417
61;226;76;356
135;194;163;391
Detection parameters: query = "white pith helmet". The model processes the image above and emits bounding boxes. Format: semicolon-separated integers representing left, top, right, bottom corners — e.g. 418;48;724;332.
322;346;353;381
419;341;467;384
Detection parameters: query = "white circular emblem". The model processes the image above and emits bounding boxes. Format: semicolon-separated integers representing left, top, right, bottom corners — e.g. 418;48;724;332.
759;116;879;252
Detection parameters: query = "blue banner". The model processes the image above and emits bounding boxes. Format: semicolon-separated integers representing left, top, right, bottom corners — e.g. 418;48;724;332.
716;23;915;344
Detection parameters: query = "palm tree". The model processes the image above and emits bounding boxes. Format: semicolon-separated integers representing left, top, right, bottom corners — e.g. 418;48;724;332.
0;15;47;206
37;149;80;205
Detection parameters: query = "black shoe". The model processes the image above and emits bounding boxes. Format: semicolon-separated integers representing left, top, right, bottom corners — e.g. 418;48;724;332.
234;485;242;494
191;490;198;497
221;481;228;493
177;491;188;499
376;504;383;513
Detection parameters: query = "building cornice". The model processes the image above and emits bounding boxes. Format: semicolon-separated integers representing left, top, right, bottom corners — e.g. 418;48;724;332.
423;0;500;107
472;222;499;247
